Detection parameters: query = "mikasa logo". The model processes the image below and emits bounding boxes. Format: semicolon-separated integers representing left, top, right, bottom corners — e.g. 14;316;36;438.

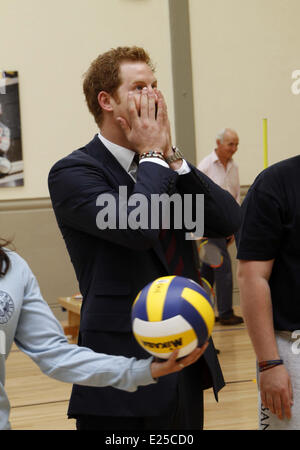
142;337;182;349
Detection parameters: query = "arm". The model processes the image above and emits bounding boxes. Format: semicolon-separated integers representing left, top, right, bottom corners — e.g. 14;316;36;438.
14;263;206;392
175;167;242;238
237;259;293;420
49;160;177;251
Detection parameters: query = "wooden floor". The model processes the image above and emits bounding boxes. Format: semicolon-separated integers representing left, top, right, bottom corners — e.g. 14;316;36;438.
5;306;258;430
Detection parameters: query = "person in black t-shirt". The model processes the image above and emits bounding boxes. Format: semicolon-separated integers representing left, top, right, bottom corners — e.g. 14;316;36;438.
236;155;300;430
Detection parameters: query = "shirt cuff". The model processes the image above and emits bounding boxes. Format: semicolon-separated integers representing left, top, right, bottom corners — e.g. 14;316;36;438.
139;157;169;168
139;157;191;175
175;159;191;175
131;357;158;387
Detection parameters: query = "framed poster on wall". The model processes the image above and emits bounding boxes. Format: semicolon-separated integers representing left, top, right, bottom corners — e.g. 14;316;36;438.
0;71;24;187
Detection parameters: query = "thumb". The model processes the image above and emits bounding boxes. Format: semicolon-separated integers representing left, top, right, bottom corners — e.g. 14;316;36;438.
168;349;179;364
116;116;130;135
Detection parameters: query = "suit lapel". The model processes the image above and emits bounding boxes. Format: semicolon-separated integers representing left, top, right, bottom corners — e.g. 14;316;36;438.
84;135;135;190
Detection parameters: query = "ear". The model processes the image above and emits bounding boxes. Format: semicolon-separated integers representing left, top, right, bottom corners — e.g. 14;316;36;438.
97;91;113;112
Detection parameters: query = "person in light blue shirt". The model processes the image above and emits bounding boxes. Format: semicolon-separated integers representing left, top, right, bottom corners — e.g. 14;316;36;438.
0;241;205;430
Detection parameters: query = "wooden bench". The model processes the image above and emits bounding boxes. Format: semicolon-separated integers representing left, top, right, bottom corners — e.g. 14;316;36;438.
58;296;82;339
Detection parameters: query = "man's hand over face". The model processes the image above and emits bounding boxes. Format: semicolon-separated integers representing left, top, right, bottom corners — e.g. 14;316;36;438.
116;88;170;155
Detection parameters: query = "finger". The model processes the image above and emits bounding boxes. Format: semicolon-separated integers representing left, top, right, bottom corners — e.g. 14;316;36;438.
289;378;294;405
273;394;283;420
265;392;275;415
133;93;141;116
282;384;293;419
127;91;139;124
148;89;156;120
167;349;179;365
181;349;202;365
155;89;168;124
179;343;208;366
199;341;209;354
140;87;149;118
282;393;292;420
116;116;130;136
157;90;171;143
154;90;164;123
192;342;208;359
260;391;267;410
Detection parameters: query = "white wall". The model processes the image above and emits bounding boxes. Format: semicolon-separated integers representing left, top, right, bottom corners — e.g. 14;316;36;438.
0;0;174;199
3;0;300;194
189;0;300;186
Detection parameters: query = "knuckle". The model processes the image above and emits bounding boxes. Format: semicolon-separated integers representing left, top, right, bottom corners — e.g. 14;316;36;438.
141;121;149;130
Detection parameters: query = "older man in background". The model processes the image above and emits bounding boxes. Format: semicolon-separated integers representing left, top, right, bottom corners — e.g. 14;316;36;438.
198;128;243;325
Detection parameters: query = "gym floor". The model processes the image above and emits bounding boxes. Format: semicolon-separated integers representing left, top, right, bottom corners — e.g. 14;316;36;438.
6;306;257;430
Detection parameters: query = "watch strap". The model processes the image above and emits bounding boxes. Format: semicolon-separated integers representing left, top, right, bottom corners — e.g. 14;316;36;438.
165;147;183;164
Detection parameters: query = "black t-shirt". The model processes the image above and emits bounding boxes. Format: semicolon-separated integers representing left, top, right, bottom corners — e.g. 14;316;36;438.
236;155;300;331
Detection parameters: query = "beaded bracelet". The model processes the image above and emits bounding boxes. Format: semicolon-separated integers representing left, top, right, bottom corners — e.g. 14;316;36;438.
139;151;165;161
258;359;284;372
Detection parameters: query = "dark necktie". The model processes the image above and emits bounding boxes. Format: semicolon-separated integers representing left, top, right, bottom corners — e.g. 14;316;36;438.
128;154;140;181
160;229;204;287
160;229;184;276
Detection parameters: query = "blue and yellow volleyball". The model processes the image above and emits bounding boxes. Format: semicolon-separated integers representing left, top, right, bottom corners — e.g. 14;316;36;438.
131;276;215;359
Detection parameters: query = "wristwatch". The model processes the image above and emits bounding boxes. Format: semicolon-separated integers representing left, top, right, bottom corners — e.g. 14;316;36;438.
165;146;184;164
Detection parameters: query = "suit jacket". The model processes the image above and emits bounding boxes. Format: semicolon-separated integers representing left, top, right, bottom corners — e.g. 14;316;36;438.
48;135;241;420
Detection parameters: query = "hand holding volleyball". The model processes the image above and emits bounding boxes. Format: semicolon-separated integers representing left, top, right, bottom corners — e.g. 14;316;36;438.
150;343;209;379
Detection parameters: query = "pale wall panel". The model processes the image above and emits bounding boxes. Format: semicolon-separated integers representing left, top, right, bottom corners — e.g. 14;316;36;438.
0;0;174;200
0;198;78;319
189;0;300;186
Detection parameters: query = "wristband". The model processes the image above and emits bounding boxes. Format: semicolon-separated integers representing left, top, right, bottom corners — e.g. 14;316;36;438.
139;151;165;161
258;359;284;372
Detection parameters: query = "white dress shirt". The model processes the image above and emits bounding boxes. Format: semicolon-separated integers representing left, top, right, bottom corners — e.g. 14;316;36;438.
198;149;240;204
98;132;190;181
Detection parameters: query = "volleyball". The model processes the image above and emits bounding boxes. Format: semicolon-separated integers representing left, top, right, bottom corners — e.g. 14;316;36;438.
131;275;215;359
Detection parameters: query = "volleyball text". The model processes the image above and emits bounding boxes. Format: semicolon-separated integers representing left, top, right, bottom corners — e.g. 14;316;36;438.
141;338;182;350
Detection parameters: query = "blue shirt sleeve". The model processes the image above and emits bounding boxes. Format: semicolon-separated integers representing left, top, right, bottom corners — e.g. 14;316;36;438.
14;263;155;392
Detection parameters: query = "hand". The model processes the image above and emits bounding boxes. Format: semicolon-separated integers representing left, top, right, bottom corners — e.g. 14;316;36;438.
116;88;170;155
260;364;293;420
226;235;235;246
150;342;208;379
154;88;172;155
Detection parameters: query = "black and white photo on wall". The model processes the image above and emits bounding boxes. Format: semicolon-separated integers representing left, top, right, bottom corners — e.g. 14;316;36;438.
0;71;24;187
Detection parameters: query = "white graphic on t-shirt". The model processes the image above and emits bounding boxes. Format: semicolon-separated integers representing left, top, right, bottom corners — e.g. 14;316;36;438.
0;291;14;324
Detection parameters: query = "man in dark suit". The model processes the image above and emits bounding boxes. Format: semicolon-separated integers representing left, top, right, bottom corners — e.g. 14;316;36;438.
48;46;241;430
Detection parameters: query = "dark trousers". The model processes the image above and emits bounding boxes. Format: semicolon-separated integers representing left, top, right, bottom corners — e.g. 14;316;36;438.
201;238;233;319
75;381;204;430
76;414;179;431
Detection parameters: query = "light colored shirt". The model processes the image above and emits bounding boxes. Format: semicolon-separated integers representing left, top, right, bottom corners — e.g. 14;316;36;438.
98;132;190;180
198;149;240;204
0;250;155;430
